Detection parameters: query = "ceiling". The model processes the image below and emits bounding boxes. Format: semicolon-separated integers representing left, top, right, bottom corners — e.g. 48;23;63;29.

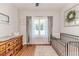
13;3;69;11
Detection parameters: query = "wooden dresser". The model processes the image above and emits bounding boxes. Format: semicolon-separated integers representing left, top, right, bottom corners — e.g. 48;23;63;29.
0;35;23;56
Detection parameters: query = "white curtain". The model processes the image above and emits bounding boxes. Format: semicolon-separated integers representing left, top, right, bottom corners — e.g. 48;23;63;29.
48;16;53;42
26;16;32;43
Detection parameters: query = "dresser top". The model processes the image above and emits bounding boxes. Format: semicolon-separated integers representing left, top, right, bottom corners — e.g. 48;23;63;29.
0;35;22;42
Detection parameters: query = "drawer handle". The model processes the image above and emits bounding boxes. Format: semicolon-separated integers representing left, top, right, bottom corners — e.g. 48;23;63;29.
16;49;18;51
8;44;10;46
8;49;10;51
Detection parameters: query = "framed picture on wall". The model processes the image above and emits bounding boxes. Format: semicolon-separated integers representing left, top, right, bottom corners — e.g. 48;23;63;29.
64;4;79;27
0;12;9;23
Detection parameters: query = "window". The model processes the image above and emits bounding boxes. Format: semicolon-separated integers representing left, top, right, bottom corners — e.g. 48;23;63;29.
32;16;48;38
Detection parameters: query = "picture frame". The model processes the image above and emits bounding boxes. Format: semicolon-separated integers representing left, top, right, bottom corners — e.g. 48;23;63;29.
64;4;79;27
0;12;9;24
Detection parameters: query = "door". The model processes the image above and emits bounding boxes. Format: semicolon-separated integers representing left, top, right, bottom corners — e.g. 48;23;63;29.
31;16;49;44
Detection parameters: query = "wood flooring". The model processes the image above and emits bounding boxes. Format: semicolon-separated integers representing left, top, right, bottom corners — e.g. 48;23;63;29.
16;45;36;56
16;44;57;56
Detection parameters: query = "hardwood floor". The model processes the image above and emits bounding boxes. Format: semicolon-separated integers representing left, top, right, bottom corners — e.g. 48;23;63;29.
16;44;58;56
16;45;36;56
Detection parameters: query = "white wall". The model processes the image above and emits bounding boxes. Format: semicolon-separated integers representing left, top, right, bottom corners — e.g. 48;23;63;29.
60;3;79;36
0;3;19;37
19;10;60;44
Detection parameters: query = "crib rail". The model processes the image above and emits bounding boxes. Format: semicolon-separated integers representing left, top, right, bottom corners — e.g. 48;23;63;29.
66;41;79;56
61;33;79;56
51;33;79;56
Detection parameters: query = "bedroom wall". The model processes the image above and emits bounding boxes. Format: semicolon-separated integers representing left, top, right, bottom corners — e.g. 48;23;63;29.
0;3;19;38
60;3;79;36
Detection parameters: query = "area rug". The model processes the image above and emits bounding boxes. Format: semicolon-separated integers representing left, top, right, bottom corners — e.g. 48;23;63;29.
34;46;58;56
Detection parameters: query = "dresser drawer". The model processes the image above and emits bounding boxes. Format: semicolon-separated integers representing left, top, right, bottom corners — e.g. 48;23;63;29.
19;36;22;43
0;44;5;51
6;50;13;56
13;44;22;55
6;41;13;48
0;50;5;56
12;39;17;47
13;49;17;55
19;39;22;44
13;48;18;55
16;39;19;45
13;43;16;48
6;46;13;53
13;47;19;55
